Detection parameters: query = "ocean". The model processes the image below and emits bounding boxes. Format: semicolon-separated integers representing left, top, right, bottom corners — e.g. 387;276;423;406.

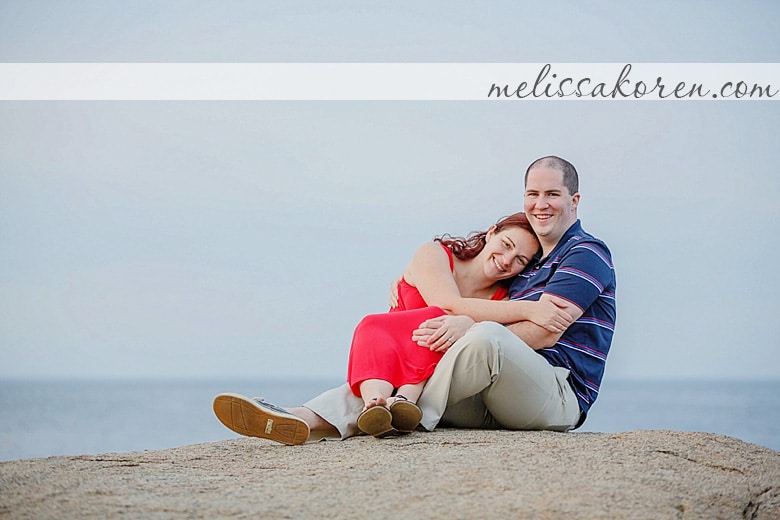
1;378;778;462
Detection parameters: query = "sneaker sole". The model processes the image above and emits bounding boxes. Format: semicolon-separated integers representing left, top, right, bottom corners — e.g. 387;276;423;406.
213;393;309;446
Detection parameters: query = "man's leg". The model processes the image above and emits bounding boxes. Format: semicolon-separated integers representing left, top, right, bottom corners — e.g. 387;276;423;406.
213;393;315;445
418;321;581;432
213;383;362;444
286;406;339;438
302;382;366;439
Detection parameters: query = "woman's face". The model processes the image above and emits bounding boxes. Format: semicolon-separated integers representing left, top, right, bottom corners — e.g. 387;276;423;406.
481;226;539;280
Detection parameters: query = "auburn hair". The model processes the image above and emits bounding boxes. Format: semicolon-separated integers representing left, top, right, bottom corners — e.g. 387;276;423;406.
434;212;537;261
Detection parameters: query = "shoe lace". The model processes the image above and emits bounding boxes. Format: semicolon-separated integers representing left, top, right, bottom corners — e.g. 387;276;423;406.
251;397;290;415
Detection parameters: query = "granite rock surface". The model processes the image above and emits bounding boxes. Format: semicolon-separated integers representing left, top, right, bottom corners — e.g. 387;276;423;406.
1;429;778;519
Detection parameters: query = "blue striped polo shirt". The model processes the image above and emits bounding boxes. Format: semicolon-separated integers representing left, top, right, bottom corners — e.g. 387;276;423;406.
508;220;616;422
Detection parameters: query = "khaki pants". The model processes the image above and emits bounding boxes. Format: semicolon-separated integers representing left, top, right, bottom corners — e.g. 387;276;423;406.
305;321;581;439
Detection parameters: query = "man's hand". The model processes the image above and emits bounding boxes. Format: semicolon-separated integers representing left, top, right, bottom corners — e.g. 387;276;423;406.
412;315;476;352
508;294;584;350
527;298;575;334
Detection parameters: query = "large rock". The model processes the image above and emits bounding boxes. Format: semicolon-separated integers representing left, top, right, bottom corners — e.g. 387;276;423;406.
1;429;778;519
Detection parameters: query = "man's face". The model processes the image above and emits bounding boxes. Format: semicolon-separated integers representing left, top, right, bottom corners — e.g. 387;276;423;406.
524;166;580;247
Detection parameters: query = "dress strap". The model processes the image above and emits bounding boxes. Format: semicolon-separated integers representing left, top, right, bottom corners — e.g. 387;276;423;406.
439;243;455;272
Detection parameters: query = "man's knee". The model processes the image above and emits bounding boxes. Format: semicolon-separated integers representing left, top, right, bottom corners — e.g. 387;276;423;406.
458;321;536;364
452;321;510;363
460;321;508;349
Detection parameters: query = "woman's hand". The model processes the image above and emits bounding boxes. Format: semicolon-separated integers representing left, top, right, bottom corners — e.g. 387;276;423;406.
526;299;575;333
412;315;475;353
388;275;402;309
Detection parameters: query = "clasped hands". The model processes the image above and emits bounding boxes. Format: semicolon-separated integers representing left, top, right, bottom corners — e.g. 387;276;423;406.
412;315;476;353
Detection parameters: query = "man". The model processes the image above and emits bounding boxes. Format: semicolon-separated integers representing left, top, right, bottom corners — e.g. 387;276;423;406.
213;155;616;444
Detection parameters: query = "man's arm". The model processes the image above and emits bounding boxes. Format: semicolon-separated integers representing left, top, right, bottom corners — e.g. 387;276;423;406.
510;240;614;349
412;294;583;352
507;293;584;350
413;239;613;351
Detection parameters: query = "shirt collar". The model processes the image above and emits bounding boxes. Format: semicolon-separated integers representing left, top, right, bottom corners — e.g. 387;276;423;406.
530;219;582;268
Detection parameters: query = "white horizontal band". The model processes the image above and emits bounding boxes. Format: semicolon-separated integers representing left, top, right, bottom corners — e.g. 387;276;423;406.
1;62;777;101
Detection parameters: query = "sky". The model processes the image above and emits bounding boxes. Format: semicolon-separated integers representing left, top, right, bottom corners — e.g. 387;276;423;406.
0;1;778;383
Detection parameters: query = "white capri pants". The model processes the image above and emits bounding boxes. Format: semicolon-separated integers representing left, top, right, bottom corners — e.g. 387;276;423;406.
305;321;582;439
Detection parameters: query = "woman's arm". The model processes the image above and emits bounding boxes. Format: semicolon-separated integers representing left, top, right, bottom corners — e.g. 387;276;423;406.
443;297;573;332
413;294;582;352
402;242;464;308
506;294;584;350
405;243;573;332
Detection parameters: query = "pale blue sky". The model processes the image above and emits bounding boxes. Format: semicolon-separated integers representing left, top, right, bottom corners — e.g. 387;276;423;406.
1;1;778;381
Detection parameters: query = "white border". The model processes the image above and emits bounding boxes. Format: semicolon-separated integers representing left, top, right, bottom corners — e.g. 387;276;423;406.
0;63;778;100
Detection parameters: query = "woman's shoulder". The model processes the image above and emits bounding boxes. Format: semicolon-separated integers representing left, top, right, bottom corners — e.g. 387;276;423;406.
406;241;454;279
413;240;450;259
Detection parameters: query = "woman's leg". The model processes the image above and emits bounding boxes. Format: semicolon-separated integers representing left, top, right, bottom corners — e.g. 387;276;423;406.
356;378;396;437
389;381;425;433
358;378;394;408
347;308;445;398
393;381;425;404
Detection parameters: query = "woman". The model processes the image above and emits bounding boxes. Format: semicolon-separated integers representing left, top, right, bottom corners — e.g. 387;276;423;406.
347;212;573;437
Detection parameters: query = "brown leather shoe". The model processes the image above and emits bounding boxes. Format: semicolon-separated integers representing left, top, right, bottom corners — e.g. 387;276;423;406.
389;395;422;433
213;393;309;445
356;405;395;437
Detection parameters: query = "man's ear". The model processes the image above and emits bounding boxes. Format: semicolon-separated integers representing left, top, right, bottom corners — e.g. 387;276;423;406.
571;192;581;212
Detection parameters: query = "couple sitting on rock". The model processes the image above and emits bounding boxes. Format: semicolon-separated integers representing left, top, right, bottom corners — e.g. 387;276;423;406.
213;155;616;443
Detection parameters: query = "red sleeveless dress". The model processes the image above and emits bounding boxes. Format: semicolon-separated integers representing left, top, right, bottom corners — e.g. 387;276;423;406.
346;245;508;396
